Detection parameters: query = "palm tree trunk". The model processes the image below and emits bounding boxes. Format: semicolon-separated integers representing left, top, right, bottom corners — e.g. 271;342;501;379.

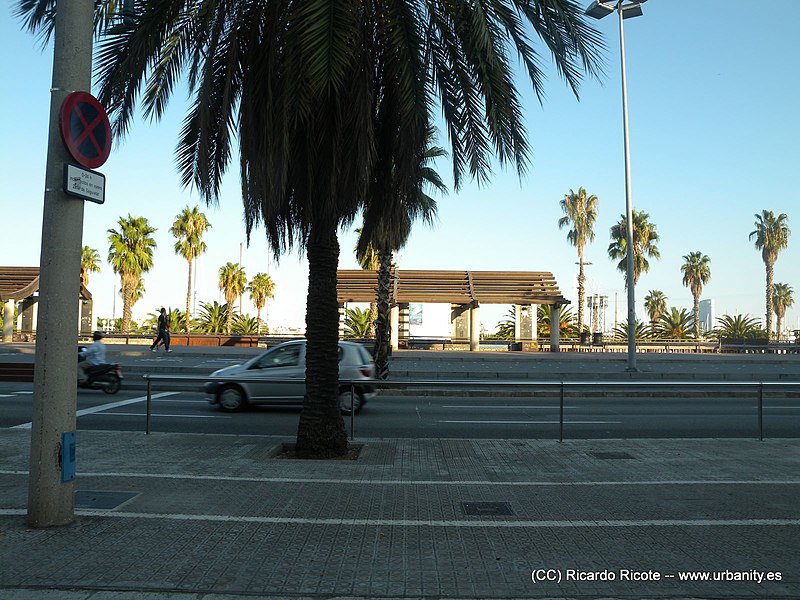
577;254;585;333
185;258;193;334
296;219;347;458
121;277;133;333
368;302;377;338
765;262;774;339
693;291;701;339
373;250;392;380
776;312;783;341
225;297;233;334
256;307;262;335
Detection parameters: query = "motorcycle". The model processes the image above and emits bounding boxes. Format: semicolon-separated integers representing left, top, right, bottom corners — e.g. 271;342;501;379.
78;346;123;394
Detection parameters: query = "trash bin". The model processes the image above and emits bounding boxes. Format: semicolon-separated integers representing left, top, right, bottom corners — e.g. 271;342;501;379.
580;332;590;344
592;332;603;345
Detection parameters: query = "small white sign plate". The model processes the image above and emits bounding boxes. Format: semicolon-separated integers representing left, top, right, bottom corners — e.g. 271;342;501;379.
63;163;105;204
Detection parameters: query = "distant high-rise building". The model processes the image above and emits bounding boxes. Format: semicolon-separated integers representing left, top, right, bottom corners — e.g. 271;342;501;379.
698;299;715;331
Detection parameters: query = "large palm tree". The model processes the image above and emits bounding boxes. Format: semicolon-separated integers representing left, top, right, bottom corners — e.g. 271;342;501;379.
357;127;446;379
750;211;791;339
80;246;101;288
248;273;275;335
218;263;246;334
170;206;211;333
644;290;667;332
107;215;156;333
608;210;661;288
772;282;794;341
558;187;599;333
681;252;711;339
23;0;603;458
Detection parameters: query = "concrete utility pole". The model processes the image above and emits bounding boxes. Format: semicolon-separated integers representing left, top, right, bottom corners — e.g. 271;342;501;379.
28;0;94;527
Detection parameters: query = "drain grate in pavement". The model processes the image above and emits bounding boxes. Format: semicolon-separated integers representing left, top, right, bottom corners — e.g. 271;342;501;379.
461;502;515;517
589;451;636;460
75;490;139;510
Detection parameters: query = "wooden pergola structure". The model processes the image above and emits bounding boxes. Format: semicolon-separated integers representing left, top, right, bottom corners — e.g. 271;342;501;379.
0;267;92;341
337;269;569;306
336;270;569;351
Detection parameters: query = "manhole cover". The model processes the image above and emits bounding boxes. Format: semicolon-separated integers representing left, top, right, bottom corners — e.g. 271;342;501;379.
589;451;636;460
75;490;139;510
461;502;515;516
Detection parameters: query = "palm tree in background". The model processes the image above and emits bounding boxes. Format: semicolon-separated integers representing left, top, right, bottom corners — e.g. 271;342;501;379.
749;211;791;339
714;314;765;340
558;187;598;334
608;210;661;288
343;307;372;339
681;252;711;339
772;283;794;341
537;305;579;339
107;215;156;333
653;307;693;340
611;319;648;340
248;273;275;335
218;263;247;334
357;127;446;379
21;0;604;458
170;206;211;333
197;301;229;334
353;228;380;338
644;290;667;332
80;246;101;288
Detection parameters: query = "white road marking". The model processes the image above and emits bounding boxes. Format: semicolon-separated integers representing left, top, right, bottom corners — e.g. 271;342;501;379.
0;394;14;398
438;420;622;425
15;391;33;395
2;469;800;487
443;405;571;409
90;412;228;419
11;392;179;429
0;508;797;528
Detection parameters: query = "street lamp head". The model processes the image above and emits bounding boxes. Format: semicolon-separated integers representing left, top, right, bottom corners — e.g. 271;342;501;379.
585;1;615;18
585;0;647;19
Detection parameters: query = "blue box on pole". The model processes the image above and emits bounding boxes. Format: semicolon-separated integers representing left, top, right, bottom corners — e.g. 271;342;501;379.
61;431;76;483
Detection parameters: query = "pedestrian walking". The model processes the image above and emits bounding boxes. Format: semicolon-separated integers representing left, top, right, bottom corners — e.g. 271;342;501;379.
150;307;172;352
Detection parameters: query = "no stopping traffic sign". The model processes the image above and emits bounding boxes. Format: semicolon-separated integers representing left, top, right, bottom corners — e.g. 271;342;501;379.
59;92;112;169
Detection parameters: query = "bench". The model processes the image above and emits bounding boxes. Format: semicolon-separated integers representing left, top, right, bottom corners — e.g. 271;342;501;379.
0;363;35;382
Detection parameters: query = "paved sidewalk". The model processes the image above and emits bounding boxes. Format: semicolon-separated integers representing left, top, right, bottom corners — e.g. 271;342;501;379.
1;430;799;599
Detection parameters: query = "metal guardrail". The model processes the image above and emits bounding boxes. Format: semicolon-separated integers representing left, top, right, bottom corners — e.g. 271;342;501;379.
142;375;800;442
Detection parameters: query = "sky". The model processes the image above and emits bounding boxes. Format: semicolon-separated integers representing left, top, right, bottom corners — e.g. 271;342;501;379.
1;1;799;336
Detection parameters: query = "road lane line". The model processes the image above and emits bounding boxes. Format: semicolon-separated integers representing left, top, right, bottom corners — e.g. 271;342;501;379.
89;412;228;419
11;392;179;429
1;509;799;528
2;470;800;486
438;420;622;425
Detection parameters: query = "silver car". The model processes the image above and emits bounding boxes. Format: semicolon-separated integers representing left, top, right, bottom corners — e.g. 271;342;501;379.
204;340;377;413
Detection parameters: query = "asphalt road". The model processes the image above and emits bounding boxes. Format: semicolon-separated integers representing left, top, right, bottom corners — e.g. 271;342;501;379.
2;382;798;439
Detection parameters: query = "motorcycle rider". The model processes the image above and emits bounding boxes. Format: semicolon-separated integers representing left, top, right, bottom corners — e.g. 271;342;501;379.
78;330;107;384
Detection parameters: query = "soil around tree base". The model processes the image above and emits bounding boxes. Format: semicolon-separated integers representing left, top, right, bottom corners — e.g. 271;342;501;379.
274;442;362;460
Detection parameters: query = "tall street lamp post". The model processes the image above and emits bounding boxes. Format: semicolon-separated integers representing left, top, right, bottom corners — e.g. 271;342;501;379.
586;0;647;371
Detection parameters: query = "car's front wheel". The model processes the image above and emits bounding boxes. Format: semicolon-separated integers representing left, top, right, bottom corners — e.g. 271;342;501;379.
339;389;363;415
218;384;247;412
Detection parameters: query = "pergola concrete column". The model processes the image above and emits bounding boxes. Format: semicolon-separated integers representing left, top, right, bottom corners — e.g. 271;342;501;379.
390;305;399;349
550;304;561;352
337;303;346;339
530;304;538;344
469;302;480;351
3;299;15;342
